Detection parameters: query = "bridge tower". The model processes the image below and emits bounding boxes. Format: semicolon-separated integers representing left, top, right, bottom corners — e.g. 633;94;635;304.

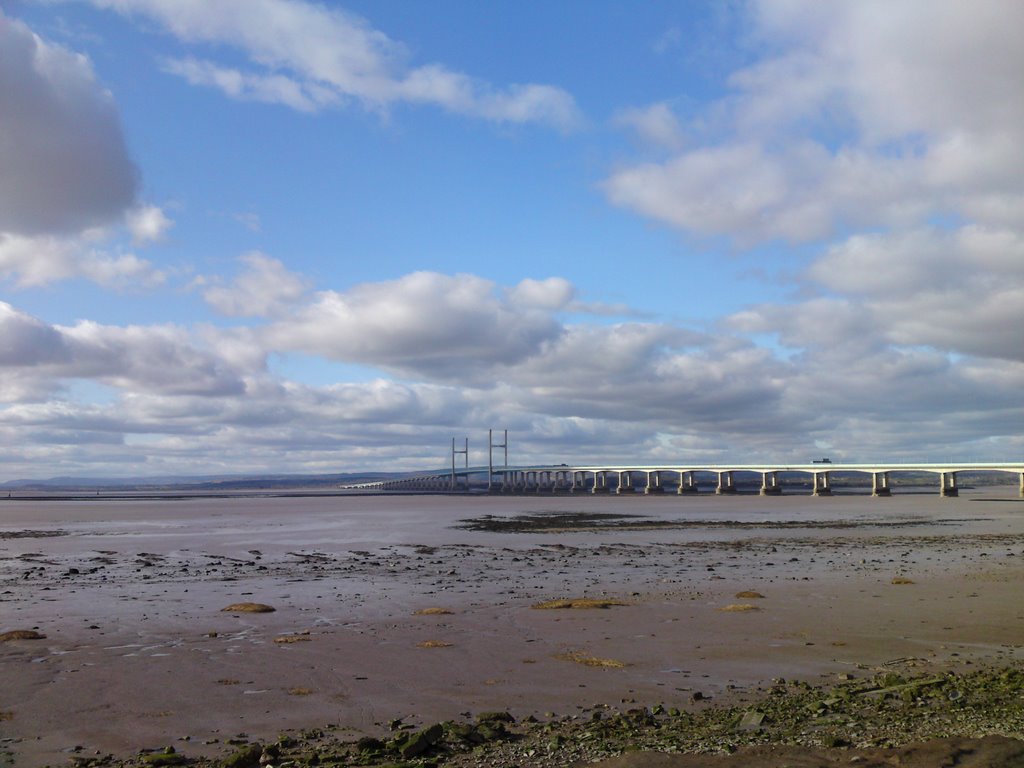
488;428;508;493
451;437;468;491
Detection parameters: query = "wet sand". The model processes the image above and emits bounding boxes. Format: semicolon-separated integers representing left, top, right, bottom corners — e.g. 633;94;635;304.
1;488;1023;766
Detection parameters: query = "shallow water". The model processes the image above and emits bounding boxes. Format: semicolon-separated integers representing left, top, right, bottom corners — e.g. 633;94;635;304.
2;488;1023;766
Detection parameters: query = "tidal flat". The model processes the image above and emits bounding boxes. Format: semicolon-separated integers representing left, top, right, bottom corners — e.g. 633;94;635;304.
1;489;1023;766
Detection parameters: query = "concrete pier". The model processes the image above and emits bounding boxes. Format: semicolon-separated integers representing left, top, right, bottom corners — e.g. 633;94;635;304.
677;470;698;494
645;470;664;494
872;471;891;497
812;471;832;496
940;471;959;497
716;470;737;494
615;470;635;494
760;470;782;495
591;470;610;494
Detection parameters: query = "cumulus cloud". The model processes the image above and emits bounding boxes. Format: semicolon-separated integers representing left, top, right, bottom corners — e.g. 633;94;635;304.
202;252;309;318
0;12;166;288
613;102;685;150
506;277;574;310
732;224;1024;364
125;204;173;244
91;0;582;130
0;231;165;288
265;272;565;379
0;11;137;236
603;0;1024;242
0;302;247;397
598;0;1024;460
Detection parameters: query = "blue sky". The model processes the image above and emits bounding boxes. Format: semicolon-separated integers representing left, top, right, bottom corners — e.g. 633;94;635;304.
1;0;1022;479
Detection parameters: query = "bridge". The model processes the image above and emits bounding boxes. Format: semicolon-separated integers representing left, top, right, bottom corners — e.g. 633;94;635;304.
343;461;1024;497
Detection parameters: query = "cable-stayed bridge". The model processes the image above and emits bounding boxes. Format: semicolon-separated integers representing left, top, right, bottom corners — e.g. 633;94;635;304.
342;460;1024;497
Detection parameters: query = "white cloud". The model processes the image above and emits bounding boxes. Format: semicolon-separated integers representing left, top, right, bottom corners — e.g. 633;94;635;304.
0;303;68;366
740;224;1024;364
613;102;685;150
507;277;574;310
265;271;564;379
0;12;166;289
0;10;137;236
0;231;164;289
91;0;582;130
202;252;309;318
603;0;1024;242
125;204;173;244
605;142;834;243
0;302;247;397
163;57;337;113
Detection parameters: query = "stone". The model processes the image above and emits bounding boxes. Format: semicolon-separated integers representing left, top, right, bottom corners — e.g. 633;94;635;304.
0;630;46;642
476;711;515;724
355;737;384;754
221;744;262;768
397;723;444;758
220;603;275;613
737;711;765;731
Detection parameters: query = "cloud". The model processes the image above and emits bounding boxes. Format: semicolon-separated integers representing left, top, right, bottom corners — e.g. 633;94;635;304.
0;302;247;397
603;0;1024;242
0;303;69;366
506;277;574;310
0;11;137;236
163;57;337;113
605;142;835;243
597;0;1024;460
0;12;167;289
125;204;173;244
92;0;582;130
613;102;685;150
265;271;565;379
202;252;309;318
732;224;1024;364
0;231;165;289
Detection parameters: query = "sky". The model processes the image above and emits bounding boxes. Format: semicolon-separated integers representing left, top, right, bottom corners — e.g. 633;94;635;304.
1;0;1022;480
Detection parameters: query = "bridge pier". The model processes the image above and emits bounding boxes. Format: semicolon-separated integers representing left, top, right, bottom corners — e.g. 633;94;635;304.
570;471;584;493
872;471;891;497
716;470;736;494
616;470;635;494
1020;472;1024;498
591;470;610;494
812;471;832;496
940;471;959;497
760;471;782;495
677;470;698;494
645;470;664;494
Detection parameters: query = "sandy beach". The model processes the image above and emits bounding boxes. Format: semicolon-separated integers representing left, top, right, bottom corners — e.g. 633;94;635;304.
2;488;1023;766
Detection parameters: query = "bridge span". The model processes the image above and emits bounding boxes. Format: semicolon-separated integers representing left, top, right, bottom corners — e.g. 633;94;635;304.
344;461;1024;497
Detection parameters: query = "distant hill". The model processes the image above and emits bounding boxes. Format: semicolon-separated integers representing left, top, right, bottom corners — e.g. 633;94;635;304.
0;472;403;492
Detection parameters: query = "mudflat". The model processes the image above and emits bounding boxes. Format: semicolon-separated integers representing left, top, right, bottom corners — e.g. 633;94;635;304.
1;488;1022;767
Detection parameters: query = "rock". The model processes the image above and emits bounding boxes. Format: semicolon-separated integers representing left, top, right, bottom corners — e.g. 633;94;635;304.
476;711;515;724
221;744;262;768
141;750;186;766
397;723;444;757
737;711;765;731
220;603;275;613
355;737;384;754
0;630;46;642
